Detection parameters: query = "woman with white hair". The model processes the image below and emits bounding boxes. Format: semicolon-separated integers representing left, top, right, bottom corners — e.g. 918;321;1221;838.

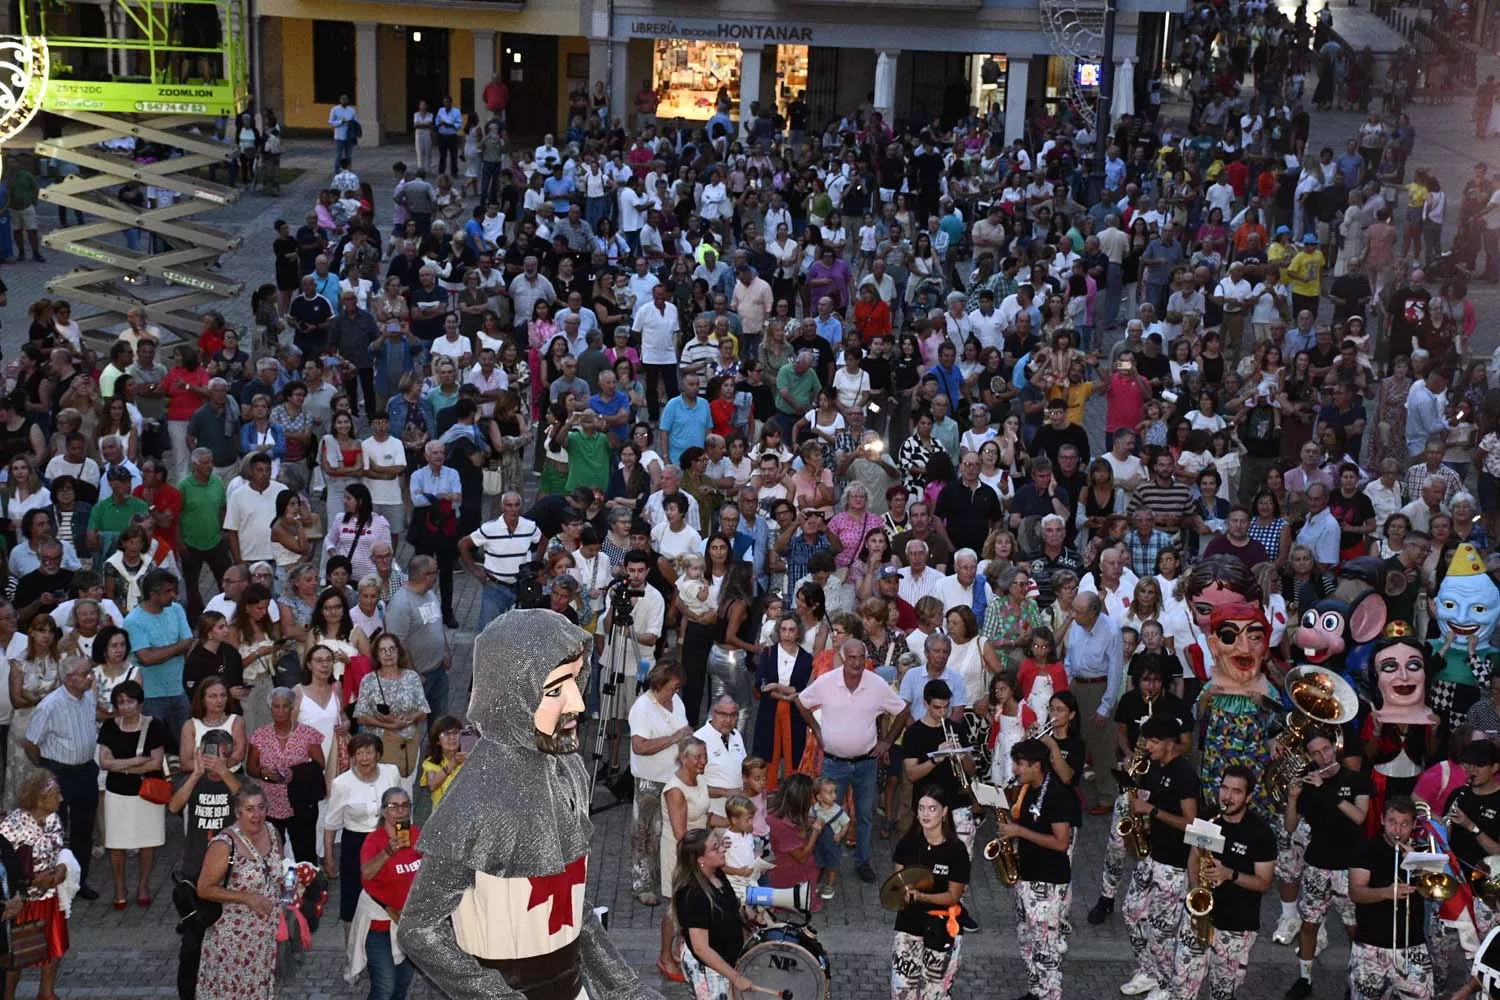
960;403;997;456
1450;492;1489;551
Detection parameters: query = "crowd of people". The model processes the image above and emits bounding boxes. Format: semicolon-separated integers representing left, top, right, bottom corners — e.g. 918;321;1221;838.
0;0;1495;997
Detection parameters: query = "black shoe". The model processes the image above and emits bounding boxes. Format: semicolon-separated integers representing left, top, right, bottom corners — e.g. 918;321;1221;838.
1086;896;1114;924
1285;978;1313;1000
76;884;99;901
1011;994;1039;1000
856;864;878;883
32;254;44;263
443;614;460;629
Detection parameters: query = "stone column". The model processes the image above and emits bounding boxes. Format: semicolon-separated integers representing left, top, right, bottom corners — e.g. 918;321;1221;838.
739;44;762;132
474;29;496;109
874;49;899;121
1003;56;1030;146
355;22;381;143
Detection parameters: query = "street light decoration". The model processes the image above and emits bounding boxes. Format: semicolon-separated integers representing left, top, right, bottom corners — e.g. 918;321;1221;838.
0;35;49;149
1040;0;1107;127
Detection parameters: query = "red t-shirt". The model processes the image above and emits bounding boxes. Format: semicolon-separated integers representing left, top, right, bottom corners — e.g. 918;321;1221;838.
135;481;182;552
709;398;736;438
163;367;210;422
1105;373;1147;434
359;825;423;931
198;328;225;359
484;81;509;113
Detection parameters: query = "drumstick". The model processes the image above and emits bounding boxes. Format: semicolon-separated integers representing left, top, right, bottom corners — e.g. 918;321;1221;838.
741;986;794;999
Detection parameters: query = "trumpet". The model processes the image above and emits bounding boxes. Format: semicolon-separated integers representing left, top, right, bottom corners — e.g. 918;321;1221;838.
1027;720;1057;741
984;779;1025;886
1185;850;1216;949
941;717;972;794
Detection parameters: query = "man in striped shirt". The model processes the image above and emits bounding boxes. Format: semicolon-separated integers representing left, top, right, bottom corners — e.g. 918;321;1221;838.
1127;450;1198;547
24;656;101;898
460;491;542;624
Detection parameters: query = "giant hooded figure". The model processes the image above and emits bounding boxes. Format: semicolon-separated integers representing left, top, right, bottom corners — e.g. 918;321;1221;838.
398;609;663;1000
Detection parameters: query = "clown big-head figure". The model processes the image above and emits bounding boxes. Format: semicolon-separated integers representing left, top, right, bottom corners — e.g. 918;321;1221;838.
1433;543;1500;650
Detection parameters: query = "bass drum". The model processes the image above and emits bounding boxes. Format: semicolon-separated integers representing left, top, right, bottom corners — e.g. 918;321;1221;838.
733;923;831;1000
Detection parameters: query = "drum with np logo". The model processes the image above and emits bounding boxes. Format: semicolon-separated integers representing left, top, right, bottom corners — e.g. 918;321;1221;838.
732;922;830;1000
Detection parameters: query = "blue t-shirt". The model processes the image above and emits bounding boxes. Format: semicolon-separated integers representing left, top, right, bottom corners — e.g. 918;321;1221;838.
124;602;193;698
659;396;711;464
589;391;632;445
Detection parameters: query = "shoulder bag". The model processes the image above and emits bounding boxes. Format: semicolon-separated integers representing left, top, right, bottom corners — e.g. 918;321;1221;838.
135;717;173;805
375;675;417;777
172;833;236;932
1;847;44;970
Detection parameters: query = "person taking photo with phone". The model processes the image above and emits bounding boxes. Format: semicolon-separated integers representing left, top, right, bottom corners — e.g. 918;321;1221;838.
347;786;423;1000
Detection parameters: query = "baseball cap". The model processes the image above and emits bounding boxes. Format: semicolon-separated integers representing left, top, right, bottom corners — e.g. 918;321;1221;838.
1275;225;1291;236
551;576;580;595
1302;233;1319;245
878;565;902;581
106;465;133;481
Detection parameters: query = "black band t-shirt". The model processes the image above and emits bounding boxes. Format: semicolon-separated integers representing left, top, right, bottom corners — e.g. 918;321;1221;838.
1208;811;1277;933
1142;755;1200;869
903;717;975;808
1447;785;1500;870
1014;776;1082;885
1351;836;1427;949
1300;766;1373;870
891;833;971;942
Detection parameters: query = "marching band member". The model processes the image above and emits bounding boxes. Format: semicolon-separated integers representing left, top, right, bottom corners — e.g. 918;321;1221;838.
1174;765;1277;1000
1346;796;1434;1000
1090;661;1192;925
1447;741;1500;942
902;680;979;854
1001;737;1079;1000
1119;715;1200;999
1285;731;1373;1000
889;784;969;1000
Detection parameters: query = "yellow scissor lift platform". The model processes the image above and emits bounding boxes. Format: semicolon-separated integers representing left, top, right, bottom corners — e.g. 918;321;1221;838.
22;0;251;340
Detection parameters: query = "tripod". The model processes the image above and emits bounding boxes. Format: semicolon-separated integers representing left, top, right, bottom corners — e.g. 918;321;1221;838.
588;593;642;815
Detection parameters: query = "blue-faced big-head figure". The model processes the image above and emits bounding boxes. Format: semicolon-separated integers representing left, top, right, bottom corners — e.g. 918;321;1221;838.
1433;543;1500;649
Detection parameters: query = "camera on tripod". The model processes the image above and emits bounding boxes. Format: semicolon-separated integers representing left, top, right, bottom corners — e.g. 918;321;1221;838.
606;576;644;626
515;560;545;610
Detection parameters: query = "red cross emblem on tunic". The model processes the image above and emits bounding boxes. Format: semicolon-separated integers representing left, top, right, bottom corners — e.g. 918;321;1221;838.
527;856;587;935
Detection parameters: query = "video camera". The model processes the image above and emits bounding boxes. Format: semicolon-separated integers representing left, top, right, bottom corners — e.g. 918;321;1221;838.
606;576;645;627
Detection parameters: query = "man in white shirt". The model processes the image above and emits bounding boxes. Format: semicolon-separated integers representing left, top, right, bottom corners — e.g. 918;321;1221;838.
222;454;286;564
935;550;990;614
696;695;748;813
1294;483;1341;571
762;193;793;239
362;413;407;543
531;134;561;174
730;265;773;352
968;289;1004;350
617;176;648;246
599;549;665;719
1077;545;1140;622
1362;458;1406;534
459;491;543;621
897;539;944;605
1212;261;1254;350
1102;428;1147;493
632;284;681;423
203;563;282;626
1206;177;1236;218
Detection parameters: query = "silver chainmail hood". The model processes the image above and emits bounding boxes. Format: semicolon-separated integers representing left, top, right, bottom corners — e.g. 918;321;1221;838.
418;608;594;876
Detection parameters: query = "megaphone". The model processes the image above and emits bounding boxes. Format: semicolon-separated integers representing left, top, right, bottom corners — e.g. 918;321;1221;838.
740;882;813;913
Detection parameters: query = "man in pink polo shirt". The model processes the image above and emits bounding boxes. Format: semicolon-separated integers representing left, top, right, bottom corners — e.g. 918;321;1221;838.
796;638;908;882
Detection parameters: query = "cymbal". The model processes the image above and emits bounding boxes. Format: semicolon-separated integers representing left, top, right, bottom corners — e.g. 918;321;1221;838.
879;867;934;910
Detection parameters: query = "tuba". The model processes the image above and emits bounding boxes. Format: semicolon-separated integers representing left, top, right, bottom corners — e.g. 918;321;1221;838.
1263;666;1358;807
984;780;1026;886
1185;849;1216;949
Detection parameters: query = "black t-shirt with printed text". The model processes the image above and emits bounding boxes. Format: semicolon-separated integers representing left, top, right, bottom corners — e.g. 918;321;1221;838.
1205;810;1277;932
1141;754;1200;868
179;775;234;880
1300;766;1373;870
1013;777;1082;884
903;717;975;807
1351;836;1427;949
1114;690;1193;749
891;833;971;940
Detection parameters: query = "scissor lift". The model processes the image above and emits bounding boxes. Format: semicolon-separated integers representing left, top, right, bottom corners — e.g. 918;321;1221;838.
21;0;250;338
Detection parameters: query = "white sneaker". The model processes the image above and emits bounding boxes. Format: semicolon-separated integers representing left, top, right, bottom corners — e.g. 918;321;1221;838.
1272;914;1301;945
1120;973;1159;996
1143;990;1171;1000
1315;923;1329;956
1058;936;1069;955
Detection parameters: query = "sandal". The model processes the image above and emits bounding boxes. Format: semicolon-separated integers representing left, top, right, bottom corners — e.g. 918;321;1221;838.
136;895;153;908
655;958;685;983
112;898;127;911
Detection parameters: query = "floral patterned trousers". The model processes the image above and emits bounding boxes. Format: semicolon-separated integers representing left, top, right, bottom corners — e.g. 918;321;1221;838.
1123;857;1187;988
1014;881;1066;1000
890;930;961;1000
1173;925;1257;1000
1347;941;1433;1000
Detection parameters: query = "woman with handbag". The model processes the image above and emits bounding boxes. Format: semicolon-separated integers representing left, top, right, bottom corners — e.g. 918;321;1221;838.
246;687;325;864
0;773;71;998
194;781;281;1000
324;733;400;919
95;679;169;909
353;634;429;797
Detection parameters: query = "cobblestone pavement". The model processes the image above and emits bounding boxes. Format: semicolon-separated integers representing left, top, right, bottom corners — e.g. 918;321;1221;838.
3;11;1498;996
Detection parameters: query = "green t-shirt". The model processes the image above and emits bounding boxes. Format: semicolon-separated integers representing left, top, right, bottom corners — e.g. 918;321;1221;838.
8;170;36;210
775;365;820;416
88;495;149;536
564;430;611;492
177;474;228;551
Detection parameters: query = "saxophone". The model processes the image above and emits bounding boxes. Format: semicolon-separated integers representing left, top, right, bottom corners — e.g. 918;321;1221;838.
983;780;1026;886
1116;731;1152;860
1185;849;1216;949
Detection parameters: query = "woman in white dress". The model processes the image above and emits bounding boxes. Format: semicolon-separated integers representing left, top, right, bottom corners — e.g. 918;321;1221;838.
411;100;435;174
627;664;690;905
461;112;480;198
6;616;61;809
294;644;347;860
318;411;365;527
945;607;985;707
659;736;718;981
980;672;1037;787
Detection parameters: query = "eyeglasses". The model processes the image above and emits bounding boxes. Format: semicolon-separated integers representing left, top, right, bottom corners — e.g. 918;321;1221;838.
384;802;412;812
